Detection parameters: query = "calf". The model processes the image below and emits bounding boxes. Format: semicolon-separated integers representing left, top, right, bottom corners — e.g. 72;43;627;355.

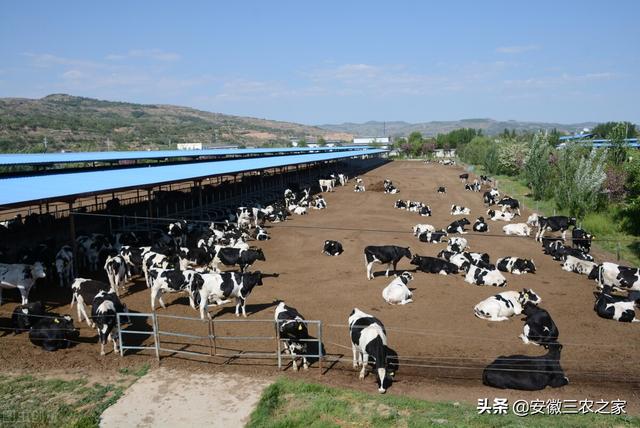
0;262;47;305
446;218;470;234
322;240;344;256
594;286;640;323
436;186;446;194
194;271;263;319
465;265;507;287
29;314;78;351
562;255;597;275
418;230;447;243
364;246;411;280
92;290;129;355
70;278;112;327
319;179;335;192
275;301;312;370
410;255;459;275
589;262;640;292
527;213;539;227
213;247;265;273
450;205;470;215
473;217;488;232
55;245;74;288
149;268;201;310
419;205;432;216
447;237;468;253
104;255;128;296
502;223;531;236
520;303;559;347
12;301;45;334
382;272;413;305
497;197;521;216
254;226;271;241
496;257;536;275
482;343;568;390
354;184;366;192
483;190;498;206
312;196;327;210
572;228;593;253
474;289;542;321
349;308;394;393
412;224;435;236
487;209;515;222
536;216;577;242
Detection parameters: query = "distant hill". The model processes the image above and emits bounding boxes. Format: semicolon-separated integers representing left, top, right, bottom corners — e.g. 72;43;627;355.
317;119;599;137
0;94;353;153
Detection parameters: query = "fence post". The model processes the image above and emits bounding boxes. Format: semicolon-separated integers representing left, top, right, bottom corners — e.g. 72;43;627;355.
117;313;124;357
152;312;161;362
318;321;323;375
616;242;621;261
276;321;282;370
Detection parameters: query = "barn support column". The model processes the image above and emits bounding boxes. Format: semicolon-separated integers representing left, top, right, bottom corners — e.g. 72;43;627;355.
69;201;78;275
147;189;153;231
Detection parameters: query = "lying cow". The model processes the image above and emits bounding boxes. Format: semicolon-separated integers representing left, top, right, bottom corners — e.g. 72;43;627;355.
354;184;365;192
465;265;507;287
450;205;471;215
536;216;576;242
520;303;559;347
0;262;47;305
412;224;435;236
589;262;640;292
502;223;531;236
436;186;446;194
487;209;515;222
418;230;447;243
482;343;568;390
322;240;344;256
382;272;413;305
92;290;129;355
593;286;640;323
497;197;521;216
194;271;263;319
447;237;468;253
446;218;470;234
410;255;459;275
496;257;536;275
527;213;539;227
12;301;45;334
483;189;499;206
29;314;78;351
459;173;469;182
419;205;432;216
364;245;411;280
473;217;488;232
473;289;541;321
349;308;394;393
562;255;597;275
275;301;312;370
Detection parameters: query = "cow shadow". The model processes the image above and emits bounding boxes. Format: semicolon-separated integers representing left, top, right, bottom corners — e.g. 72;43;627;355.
0;315;13;337
118;310;154;355
212;301;279;318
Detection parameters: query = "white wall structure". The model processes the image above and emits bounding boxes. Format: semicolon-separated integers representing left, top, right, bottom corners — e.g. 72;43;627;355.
177;143;203;150
353;137;391;145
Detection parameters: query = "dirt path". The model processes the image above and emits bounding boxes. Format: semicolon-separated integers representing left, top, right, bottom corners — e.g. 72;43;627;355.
100;368;271;428
1;160;639;414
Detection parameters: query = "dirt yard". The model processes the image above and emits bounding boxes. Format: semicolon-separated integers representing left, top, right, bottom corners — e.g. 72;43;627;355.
1;160;639;413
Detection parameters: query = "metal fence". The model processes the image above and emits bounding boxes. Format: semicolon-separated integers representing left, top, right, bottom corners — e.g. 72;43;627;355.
116;312;324;371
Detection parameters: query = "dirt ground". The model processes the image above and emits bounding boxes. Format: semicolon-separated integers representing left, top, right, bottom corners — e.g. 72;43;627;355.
1;160;639;414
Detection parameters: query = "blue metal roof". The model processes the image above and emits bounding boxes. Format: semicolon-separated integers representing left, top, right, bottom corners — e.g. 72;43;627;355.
0;146;370;166
0;149;387;207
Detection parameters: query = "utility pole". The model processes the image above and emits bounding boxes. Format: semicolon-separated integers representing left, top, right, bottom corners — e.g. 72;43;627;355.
43;137;48;153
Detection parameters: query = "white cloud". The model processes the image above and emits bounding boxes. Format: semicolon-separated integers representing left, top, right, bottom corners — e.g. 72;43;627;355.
504;71;619;89
106;49;181;62
496;45;540;54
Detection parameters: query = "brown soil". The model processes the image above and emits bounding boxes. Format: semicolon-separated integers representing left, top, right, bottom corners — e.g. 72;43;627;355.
1;160;639;413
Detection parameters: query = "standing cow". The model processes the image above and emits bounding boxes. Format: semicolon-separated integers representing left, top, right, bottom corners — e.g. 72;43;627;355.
364;246;411;280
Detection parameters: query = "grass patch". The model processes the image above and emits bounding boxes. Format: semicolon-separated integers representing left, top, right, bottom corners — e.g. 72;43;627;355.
118;363;150;378
247;378;639;428
0;369;151;428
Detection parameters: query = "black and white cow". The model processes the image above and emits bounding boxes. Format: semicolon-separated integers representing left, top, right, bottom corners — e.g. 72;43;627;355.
473;289;541;321
91;290;129;355
450;205;471;215
55;245;74;288
473;217;489;232
593;286;640;323
364;246;412;280
527;213;540;227
465;265;507;287
483;189;499;206
213;247;265;273
535;216;577;242
383;180;399;194
142;251;181;287
382;272;413;305
29;314;78;351
323;240;344;256
418;230;447;243
436;186;446;194
319;178;335;192
459;173;469;182
589;262;640;292
254;226;271;241
502;223;531;236
110;232;138;251
354;184;366;192
119;246;147;278
572;228;593;253
496;257;536;275
194;271;263;319
446;218;470;234
12;301;45;333
104;255;128;296
312;196;327;210
447;237;469;253
497;197;521;216
410;255;459;275
482;343;569;390
0;262;47;305
394;200;407;209
71;278;112;327
419;205;432;216
487;209;515;222
562;255;597;275
178;246;215;269
412;224;435;236
480;175;491;185
149;268;201;310
520;303;559;347
349;308;394;393
275;301;312;370
76;234;112;271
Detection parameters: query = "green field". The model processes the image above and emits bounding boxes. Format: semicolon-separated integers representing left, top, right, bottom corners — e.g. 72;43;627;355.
247;378;638;428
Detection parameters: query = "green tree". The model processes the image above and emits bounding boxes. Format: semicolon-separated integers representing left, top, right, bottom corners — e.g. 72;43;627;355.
592;121;636;139
484;144;500;174
318;137;327;147
607;122;628;165
524;134;553;200
297;139;308;147
555;147;607;218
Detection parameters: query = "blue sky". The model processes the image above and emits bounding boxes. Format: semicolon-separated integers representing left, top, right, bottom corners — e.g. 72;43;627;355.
1;1;638;125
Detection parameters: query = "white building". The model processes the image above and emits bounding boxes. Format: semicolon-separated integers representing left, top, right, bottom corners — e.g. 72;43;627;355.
433;149;456;158
352;137;391;145
176;143;203;150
